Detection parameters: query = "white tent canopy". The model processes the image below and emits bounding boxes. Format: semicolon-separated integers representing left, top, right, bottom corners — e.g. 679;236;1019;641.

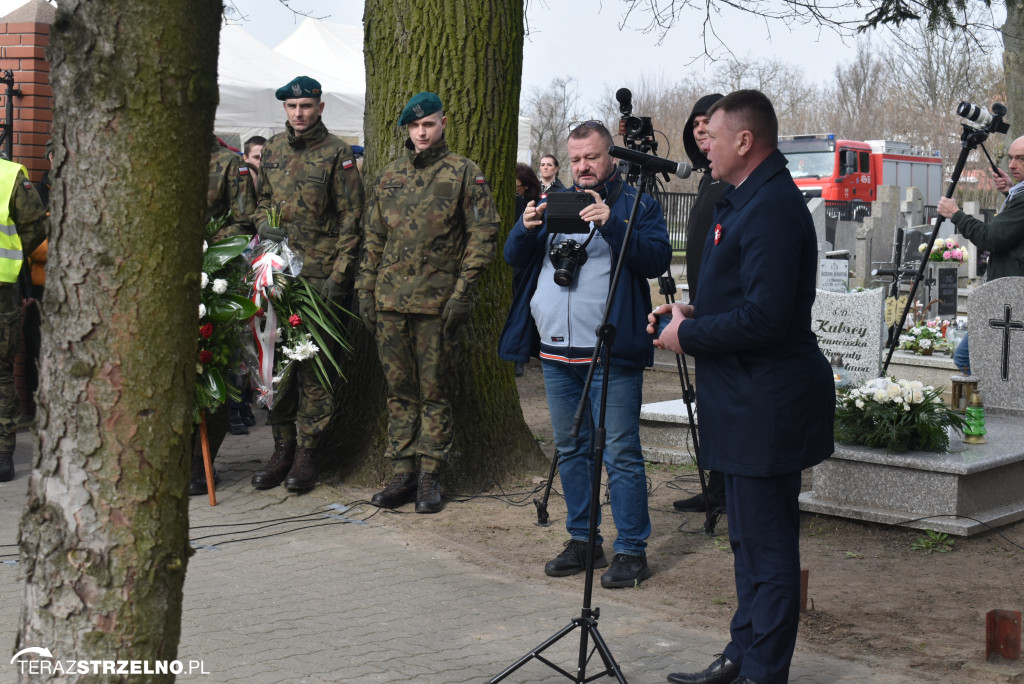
273;18;532;163
215;20;531;160
215;24;364;146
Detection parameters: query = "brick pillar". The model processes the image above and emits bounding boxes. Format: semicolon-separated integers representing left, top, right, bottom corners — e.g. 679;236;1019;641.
0;20;51;183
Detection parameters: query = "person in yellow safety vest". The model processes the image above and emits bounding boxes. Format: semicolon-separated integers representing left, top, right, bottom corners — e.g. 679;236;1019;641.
0;158;49;483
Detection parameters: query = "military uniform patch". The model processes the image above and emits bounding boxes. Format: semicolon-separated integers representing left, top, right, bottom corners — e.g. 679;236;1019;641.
342;159;354;170
22;180;32;190
239;166;250;175
474;176;487;185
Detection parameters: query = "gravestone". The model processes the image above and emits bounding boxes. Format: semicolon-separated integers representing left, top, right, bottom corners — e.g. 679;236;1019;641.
936;267;958;317
818;258;849;293
902;228;926;268
967;276;1024;412
811;287;886;386
899;187;924;230
800;276;1024;536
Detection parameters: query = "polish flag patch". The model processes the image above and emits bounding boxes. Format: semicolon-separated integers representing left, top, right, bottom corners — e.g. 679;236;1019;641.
475;176;487;185
239;166;250;175
714;224;722;245
342;159;355;170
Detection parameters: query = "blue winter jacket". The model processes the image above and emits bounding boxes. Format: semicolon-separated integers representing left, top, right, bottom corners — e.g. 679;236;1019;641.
498;173;671;368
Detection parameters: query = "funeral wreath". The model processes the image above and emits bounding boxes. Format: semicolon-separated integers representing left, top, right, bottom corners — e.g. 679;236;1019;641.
834;377;966;452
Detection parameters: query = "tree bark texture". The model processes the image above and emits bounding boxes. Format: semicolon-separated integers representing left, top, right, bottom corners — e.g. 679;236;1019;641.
1004;6;1024;142
329;0;545;491
16;1;220;679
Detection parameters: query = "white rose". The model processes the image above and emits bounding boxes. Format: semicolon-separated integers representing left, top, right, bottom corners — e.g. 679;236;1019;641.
903;402;911;412
202;241;208;254
199;303;207;318
911;389;924;404
196;363;203;374
201;272;209;289
874;389;888;402
886;383;902;397
212;278;228;294
854;399;865;409
909;380;924;390
920;339;932;349
893;396;903;404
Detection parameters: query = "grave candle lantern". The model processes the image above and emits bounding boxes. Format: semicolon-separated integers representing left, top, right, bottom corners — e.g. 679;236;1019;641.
949;374;979;412
963;392;987;444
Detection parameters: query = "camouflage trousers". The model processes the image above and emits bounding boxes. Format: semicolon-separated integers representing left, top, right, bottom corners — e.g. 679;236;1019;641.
0;285;18;453
267;336;337;450
375;312;450;474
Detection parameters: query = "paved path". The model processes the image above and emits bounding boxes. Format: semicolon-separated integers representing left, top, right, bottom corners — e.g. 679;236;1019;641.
0;421;920;683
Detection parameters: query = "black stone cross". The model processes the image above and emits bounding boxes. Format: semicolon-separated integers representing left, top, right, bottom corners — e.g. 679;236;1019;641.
989;304;1024;381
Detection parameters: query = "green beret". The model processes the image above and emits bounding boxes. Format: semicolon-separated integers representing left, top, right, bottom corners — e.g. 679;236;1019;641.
275;76;323;101
399;92;443;126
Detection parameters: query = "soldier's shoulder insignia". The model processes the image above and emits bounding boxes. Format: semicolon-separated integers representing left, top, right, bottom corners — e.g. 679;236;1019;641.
475;176;487;185
342;159;355;170
239;166;250;175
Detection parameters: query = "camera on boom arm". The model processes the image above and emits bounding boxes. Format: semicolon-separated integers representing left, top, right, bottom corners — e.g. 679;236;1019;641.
957;101;1010;135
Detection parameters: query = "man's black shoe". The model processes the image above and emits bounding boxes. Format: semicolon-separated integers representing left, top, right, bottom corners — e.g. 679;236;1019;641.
414;471;443;514
228;417;249;435
600;552;652;588
251;441;295;489
284;447;319;492
371;472;417;508
544;539;608;577
666;654;739;684
673;492;706;512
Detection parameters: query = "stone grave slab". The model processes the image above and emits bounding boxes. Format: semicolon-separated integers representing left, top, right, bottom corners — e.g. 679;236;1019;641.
639;399;697;464
967;277;1024;412
812;287;886;386
801;277;1024;537
800;412;1024;536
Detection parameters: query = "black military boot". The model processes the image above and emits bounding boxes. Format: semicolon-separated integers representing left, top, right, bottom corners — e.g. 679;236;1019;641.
251;441;295;489
415;471;443;514
284;446;319;493
370;472;417;508
0;451;13;482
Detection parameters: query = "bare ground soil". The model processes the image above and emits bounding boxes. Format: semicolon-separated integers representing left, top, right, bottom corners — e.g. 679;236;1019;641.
346;360;1024;683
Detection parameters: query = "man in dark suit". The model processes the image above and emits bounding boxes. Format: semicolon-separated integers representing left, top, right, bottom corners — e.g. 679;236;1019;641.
651;89;835;684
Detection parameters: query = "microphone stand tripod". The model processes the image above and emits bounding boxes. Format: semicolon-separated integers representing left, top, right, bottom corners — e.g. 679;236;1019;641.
490;165;657;684
656;273;719;535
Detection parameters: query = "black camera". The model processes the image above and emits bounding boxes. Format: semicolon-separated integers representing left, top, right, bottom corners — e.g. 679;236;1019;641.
957;101;1010;134
616;88;655;150
549;239;589;287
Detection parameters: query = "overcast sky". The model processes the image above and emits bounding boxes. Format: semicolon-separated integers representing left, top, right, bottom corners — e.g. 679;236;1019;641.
231;0;883;109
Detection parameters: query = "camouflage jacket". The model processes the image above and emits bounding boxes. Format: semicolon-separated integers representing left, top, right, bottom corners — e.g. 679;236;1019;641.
256;119;365;285
208;138;257;239
356;140;499;313
11;168;48;258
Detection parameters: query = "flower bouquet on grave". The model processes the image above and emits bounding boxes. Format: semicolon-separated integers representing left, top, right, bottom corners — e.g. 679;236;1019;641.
897;322;950;356
919;237;968;264
195;215;260;424
834;377;966;452
244;211;351;409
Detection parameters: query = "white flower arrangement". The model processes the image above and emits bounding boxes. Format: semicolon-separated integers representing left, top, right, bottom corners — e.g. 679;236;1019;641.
836;377;965;451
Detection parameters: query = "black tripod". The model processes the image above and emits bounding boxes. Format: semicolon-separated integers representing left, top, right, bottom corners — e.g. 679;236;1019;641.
490;164;659;684
882;116;1005;373
656;273;719;535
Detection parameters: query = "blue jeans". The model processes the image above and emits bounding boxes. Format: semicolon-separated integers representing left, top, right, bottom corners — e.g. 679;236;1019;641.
953;333;970;375
542;360;651;556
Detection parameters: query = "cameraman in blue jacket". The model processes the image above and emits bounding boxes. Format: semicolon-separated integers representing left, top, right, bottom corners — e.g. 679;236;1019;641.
499;120;671;588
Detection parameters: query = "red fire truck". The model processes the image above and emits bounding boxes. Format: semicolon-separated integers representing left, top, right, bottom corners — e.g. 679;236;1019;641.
779;134;943;211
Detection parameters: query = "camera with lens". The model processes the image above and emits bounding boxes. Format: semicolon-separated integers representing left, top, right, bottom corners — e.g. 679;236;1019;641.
616;87;655;152
549;239;589;287
957;101;1010;134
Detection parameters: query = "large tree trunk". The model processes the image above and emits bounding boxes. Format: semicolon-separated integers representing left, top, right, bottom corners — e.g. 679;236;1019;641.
1004;6;1024;142
16;1;220;679
328;0;544;491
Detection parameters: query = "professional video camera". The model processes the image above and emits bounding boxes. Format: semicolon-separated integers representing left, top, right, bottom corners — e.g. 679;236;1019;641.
616;88;655;152
957;101;1010;135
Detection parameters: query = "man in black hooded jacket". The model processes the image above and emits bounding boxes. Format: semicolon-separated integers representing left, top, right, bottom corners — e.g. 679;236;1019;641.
673;93;729;514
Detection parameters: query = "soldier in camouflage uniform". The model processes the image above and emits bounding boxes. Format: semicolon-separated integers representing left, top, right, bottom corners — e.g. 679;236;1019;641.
189;137;259;496
207;136;258;239
0;158;49;482
250;75;365;493
355;92;499;513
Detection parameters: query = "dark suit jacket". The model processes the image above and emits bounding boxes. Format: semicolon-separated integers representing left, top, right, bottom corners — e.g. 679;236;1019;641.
677;149;834;477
